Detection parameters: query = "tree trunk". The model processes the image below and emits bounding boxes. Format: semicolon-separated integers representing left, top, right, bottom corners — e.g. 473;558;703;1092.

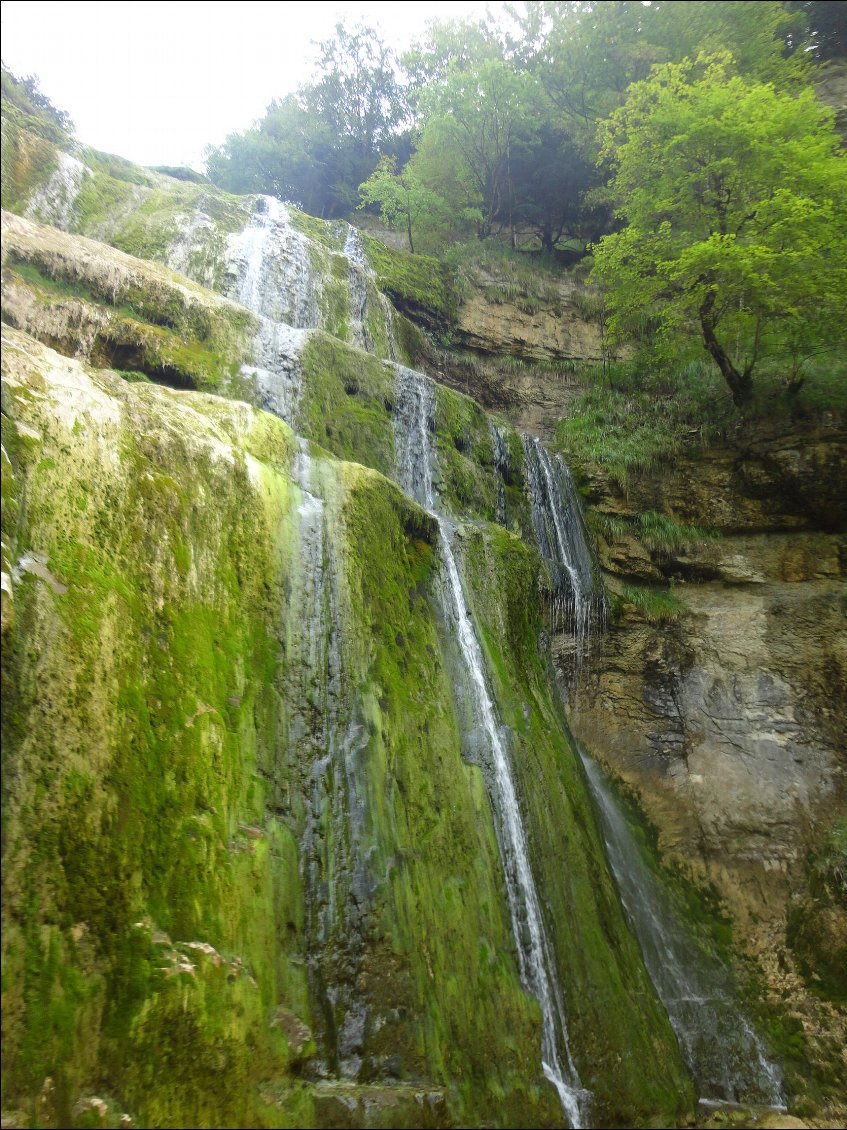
699;292;753;407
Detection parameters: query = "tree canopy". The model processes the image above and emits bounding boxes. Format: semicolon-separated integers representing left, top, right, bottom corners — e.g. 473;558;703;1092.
591;54;847;405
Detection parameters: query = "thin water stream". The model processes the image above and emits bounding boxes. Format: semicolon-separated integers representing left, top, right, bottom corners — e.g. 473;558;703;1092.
394;366;587;1128
579;748;785;1110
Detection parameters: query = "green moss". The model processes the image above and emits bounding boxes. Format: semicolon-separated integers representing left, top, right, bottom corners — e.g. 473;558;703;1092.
287;207;346;252
454;522;695;1125
0;118;60;213
332;467;563;1126
621;584;690;623
297;333;396;475
360;234;457;328
1;341;312;1126
2;241;255;396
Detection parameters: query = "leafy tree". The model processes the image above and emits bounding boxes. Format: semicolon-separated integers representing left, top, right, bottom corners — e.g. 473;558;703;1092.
592;54;847;407
408;24;545;241
206;23;407;217
358;156;447;253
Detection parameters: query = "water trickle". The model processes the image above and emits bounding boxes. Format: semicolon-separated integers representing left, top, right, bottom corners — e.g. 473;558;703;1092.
394;367;587;1128
579;747;785;1110
523;436;605;660
343;226;370;352
25;152;90;230
344;225;398;359
289;442;372;1079
490;422;509;528
227;196;320;328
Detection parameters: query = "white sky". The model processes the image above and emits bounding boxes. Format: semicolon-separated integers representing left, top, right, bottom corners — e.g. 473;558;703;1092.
1;0;494;169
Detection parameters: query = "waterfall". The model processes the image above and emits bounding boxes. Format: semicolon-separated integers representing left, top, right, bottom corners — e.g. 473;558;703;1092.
25;151;90;230
523;436;605;660
490;421;509;528
227;195;320;328
579;748;785;1110
394;366;587;1129
288;442;373;1079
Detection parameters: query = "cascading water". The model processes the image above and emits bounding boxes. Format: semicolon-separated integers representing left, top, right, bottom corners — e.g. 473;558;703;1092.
223;196;313;426
287;441;373;1078
225;197;400;423
394;366;587;1129
227;195;320;327
25;151;90;230
523;436;605;661
489;421;509;528
579;748;785;1111
343;224;398;359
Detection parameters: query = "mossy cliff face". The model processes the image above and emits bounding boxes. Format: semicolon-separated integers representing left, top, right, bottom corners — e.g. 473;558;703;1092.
2;210;257;397
1;327;693;1127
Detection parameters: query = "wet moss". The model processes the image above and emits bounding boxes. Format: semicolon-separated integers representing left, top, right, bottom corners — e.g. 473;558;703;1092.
334;467;564;1126
456;522;695;1126
1;334;310;1127
359;235;457;329
0;118;60;213
297;333;396;476
2;224;256;395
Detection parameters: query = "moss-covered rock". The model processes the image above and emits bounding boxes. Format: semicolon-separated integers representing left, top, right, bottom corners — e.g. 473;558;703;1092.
2;211;256;396
453;521;695;1125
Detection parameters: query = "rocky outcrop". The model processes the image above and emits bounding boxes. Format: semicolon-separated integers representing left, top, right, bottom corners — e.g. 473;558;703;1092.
563;423;847;1120
455;282;604;363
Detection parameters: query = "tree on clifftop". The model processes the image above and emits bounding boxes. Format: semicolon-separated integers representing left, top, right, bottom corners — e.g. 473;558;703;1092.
591;55;847;407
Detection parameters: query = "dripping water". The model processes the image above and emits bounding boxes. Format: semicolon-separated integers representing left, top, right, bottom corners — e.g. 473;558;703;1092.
394;366;587;1129
523;435;606;664
288;442;373;1079
489;421;509;528
579;747;785;1110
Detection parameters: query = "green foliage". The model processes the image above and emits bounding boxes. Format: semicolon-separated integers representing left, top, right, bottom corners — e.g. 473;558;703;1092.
1;64;74;144
621;584;689;623
358;156;446;254
592;54;847;406
555;358;734;484
787;819;847;1002
206;23;408;219
635;511;718;553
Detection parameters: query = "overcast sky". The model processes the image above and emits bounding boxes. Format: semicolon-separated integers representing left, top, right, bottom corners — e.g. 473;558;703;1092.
1;0;494;169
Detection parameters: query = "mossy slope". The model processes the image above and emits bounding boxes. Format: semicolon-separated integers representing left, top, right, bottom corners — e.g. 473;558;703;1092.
1;329;583;1128
451;522;694;1126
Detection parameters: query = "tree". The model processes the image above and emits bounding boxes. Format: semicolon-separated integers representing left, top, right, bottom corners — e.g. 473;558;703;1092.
358;156;446;253
591;55;847;406
206;23;408;218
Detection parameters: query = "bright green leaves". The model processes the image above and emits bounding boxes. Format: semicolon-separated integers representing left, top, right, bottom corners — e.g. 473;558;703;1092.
592;55;847;405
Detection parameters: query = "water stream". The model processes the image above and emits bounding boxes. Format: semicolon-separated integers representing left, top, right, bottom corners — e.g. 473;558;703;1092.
394;366;587;1128
579;749;785;1110
523;435;605;660
218;195;782;1121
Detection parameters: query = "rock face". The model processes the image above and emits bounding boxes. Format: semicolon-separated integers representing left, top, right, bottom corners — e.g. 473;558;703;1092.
455;283;604;363
563;433;847;1120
